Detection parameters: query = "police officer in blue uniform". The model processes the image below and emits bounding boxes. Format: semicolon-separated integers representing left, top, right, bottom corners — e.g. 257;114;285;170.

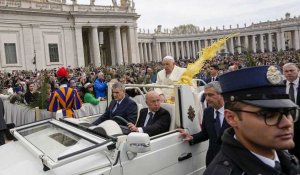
204;66;300;175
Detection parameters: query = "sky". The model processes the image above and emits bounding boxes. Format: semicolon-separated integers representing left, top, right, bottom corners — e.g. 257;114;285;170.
71;0;300;32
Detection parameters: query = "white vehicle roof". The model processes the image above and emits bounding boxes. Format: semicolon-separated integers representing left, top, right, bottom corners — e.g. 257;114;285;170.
1;119;115;174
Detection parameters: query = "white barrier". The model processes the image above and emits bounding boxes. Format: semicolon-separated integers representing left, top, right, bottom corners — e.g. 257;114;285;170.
2;99;107;126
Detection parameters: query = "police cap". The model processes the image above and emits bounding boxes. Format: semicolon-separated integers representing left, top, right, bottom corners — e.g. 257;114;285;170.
219;65;298;109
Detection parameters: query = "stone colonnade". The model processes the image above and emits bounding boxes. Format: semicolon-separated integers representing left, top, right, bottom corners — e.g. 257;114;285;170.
76;25;139;66
138;26;300;62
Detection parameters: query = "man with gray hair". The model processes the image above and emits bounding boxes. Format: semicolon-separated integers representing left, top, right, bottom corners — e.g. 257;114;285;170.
93;82;137;125
155;56;186;102
282;62;300;160
178;81;230;166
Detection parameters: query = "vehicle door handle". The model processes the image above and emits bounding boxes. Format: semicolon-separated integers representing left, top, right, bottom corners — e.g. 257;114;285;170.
178;152;192;162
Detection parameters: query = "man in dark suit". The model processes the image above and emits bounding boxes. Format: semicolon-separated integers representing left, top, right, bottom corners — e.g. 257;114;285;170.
93;82;137;125
206;64;220;83
128;91;171;137
283;62;300;160
179;81;229;166
0;98;7;145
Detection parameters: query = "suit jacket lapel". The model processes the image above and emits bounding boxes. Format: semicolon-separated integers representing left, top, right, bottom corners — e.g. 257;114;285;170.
297;81;300;105
137;108;148;127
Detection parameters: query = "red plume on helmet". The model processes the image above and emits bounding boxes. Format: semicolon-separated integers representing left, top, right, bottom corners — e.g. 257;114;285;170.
56;67;68;78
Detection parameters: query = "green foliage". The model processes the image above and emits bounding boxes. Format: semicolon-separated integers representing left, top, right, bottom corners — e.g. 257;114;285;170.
245;51;256;67
9;94;24;104
29;74;50;109
136;74;149;84
275;49;284;65
116;65;126;78
172;24;198;34
235;45;256;67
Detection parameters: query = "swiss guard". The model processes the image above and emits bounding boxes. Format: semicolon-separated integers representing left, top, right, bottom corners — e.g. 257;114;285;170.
47;67;82;118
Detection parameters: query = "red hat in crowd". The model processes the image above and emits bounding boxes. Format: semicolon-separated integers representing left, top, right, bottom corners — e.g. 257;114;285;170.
56;67;68;78
56;67;69;84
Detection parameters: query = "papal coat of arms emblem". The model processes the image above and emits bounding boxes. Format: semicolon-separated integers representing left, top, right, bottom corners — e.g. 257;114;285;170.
187;105;195;122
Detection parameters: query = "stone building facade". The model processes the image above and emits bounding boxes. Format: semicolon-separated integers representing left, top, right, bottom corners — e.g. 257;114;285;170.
0;1;299;71
0;0;139;71
137;13;300;62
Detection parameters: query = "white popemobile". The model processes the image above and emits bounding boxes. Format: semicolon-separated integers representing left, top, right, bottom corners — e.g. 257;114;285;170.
0;84;208;175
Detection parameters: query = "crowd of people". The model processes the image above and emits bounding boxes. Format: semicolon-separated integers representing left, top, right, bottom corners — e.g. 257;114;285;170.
0;50;299;107
0;48;300;174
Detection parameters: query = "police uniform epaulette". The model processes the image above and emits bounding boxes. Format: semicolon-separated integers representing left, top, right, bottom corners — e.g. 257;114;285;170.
209;160;232;175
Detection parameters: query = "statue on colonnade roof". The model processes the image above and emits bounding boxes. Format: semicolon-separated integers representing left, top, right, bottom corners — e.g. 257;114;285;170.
25;0;63;3
172;24;199;34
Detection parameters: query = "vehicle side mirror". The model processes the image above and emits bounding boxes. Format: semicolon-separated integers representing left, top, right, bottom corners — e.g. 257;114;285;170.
126;133;150;154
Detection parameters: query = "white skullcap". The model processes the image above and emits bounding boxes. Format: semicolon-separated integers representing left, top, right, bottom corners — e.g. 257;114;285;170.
163;56;174;62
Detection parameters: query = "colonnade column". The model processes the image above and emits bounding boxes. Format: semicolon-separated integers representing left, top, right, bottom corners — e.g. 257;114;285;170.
180;41;185;59
251;35;256;53
144;42;148;62
134;26;140;63
140;43;144;63
75;26;85;67
237;37;241;53
198;40;201;52
276;32;282;51
128;26;138;63
121;29;128;64
268;33;272;52
158;42;162;60
192;40;196;59
148;43;153;62
293;30;299;50
223;40;228;53
175;42;179;59
115;26;123;65
229;37;234;54
186;41;190;59
166;42;170;55
154;42;159;61
171;42;175;58
260;34;265;52
244;36;249;50
109;29;116;65
204;39;208;48
281;31;286;51
91;26;101;67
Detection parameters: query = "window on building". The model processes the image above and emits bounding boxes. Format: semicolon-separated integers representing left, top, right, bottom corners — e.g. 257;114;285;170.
49;43;59;62
4;43;17;64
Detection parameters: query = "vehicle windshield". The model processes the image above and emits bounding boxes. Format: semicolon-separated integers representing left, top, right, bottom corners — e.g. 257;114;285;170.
18;122;97;162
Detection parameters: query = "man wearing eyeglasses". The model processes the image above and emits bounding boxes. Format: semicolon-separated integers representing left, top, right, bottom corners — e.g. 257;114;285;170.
283;62;300;160
204;66;300;175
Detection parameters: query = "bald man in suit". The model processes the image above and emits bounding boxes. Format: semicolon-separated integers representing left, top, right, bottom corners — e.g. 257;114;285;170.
128;91;171;137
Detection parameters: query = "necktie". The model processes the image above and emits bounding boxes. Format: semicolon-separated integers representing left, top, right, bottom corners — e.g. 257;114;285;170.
289;82;295;102
214;111;221;136
274;161;283;174
212;77;215;81
146;112;154;126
